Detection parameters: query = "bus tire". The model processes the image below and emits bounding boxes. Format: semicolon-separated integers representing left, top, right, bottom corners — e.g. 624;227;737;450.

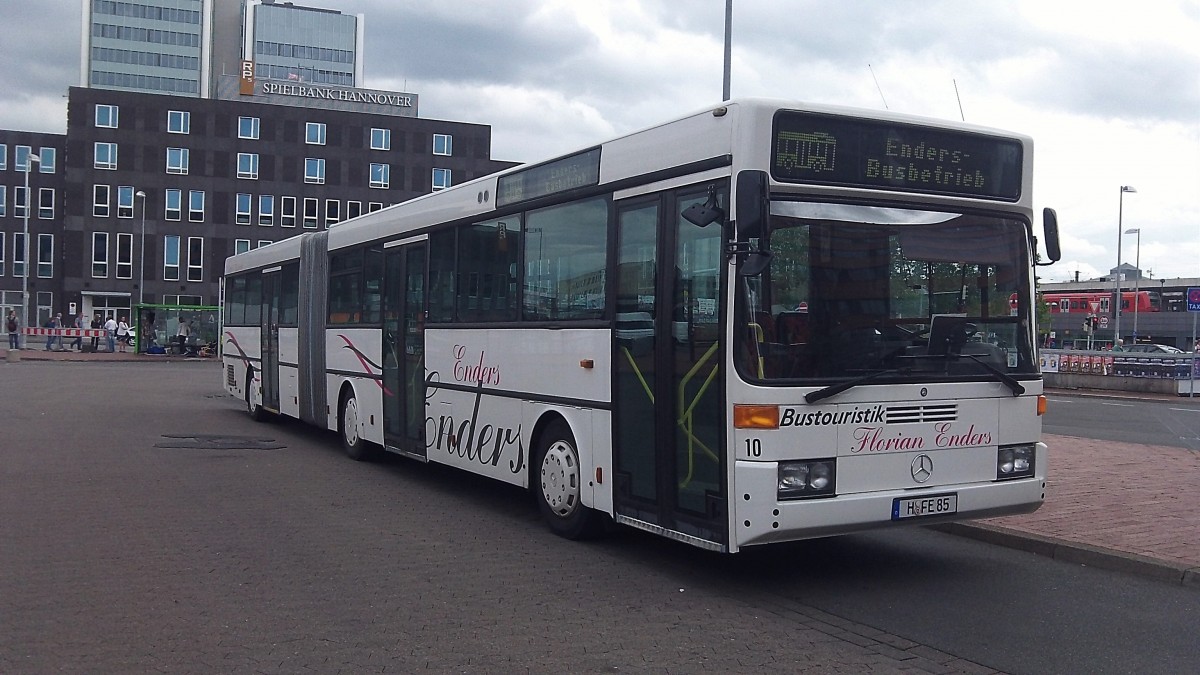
246;370;268;422
534;419;601;540
339;390;375;461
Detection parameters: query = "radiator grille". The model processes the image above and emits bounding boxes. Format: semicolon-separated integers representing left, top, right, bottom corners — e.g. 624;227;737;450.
886;403;957;424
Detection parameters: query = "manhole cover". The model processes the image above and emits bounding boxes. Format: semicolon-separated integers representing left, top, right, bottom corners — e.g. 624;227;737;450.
156;434;286;450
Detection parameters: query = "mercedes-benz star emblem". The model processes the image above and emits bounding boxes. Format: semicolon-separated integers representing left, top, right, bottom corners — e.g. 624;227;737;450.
911;454;934;483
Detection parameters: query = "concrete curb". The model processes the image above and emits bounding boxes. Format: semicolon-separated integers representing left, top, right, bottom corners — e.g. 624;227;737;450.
931;522;1200;587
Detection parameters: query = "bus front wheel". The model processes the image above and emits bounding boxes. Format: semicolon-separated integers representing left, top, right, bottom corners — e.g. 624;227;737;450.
535;419;601;539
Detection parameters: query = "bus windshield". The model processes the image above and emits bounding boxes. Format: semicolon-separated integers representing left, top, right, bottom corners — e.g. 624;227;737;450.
738;200;1037;382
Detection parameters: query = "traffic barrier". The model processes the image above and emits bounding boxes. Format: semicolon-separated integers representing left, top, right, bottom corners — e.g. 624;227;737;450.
22;328;109;338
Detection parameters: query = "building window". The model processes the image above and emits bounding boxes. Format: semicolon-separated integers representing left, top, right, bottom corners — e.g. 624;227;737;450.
347;200;362;220
0;235;5;276
238;116;260;140
37;233;53;278
0;143;7;171
116;233;133;279
38;188;54;219
257;240;271;249
0;186;6;217
305;122;326;145
433;134;453;156
164;235;180;281
237;153;259;179
303;198;318;229
167;110;190;134
370;128;390;150
189;190;204;222
92;232;109;278
304;157;325;184
95;104;118;128
95;142;118;170
12;233;25;277
368;202;383;213
236;193;252;225
166;147;189;174
39;148;56;173
15;145;31;171
259;194;274;226
13;187;28;219
369;163;389;189
165;189;181;221
235;239;251;256
187;237;203;282
281;196;296;227
93;185;111;217
117;186;135;218
325;199;340;228
432;168;452;191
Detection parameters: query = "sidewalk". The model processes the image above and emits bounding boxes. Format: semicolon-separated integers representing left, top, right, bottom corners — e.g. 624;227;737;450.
4;349;1197;585
940;387;1200;587
1;345;212;363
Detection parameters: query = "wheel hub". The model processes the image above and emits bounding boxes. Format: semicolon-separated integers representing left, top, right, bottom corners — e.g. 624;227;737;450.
540;440;579;517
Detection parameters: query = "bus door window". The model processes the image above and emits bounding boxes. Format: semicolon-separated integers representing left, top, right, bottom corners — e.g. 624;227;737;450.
615;201;660;503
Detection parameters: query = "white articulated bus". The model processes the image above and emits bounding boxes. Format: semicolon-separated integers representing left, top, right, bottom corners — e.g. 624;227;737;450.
222;99;1061;552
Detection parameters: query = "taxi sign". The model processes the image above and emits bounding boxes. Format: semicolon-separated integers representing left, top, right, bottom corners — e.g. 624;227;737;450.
1187;287;1200;312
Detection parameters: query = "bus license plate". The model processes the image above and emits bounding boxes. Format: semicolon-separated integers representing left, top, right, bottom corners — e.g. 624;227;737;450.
892;494;958;520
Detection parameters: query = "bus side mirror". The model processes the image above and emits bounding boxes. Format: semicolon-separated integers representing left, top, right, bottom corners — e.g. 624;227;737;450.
735;170;769;240
1040;207;1061;264
682;186;724;227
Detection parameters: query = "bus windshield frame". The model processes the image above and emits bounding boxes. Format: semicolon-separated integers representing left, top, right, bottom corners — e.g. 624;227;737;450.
735;199;1037;384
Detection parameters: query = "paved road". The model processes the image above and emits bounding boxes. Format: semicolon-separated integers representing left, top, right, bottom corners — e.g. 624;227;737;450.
0;360;991;673
2;357;1197;673
1043;392;1200;450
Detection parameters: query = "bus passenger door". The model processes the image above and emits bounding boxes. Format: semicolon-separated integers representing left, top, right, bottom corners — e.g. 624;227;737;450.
260;270;281;412
613;187;728;546
383;243;427;456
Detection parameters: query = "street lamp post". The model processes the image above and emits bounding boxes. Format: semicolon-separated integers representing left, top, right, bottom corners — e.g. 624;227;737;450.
136;190;147;306
21;153;41;349
1125;227;1141;343
1114;185;1136;348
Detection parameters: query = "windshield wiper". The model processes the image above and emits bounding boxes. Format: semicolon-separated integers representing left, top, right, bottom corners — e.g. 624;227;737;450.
955;353;1025;396
805;368;908;404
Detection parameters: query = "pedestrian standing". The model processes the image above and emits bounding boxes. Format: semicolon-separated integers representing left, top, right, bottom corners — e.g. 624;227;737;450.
44;313;61;351
70;312;86;351
176;317;191;354
89;314;102;352
103;315;118;353
5;310;19;350
116;315;131;353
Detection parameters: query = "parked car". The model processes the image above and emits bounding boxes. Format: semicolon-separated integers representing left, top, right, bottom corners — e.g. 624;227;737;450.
1124;343;1183;354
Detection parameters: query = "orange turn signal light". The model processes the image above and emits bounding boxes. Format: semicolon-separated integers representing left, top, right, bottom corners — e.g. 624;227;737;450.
1037;395;1047;416
734;404;780;429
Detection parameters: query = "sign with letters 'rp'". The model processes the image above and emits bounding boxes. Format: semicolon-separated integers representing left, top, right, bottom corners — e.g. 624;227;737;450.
1188;287;1200;312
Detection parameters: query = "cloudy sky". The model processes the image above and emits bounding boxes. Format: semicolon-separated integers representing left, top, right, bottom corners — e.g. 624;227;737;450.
1;0;1196;282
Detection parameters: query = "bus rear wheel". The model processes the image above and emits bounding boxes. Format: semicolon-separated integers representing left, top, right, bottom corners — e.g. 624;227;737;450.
535;419;601;539
339;391;375;461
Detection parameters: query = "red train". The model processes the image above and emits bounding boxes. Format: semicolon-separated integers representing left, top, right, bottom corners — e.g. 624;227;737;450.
1040;290;1160;314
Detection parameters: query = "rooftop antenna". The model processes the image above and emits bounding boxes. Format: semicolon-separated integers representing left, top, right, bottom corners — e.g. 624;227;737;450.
953;78;965;121
868;64;888;110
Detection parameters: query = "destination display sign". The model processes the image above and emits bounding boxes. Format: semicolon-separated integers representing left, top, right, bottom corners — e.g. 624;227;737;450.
497;148;601;207
771;112;1023;201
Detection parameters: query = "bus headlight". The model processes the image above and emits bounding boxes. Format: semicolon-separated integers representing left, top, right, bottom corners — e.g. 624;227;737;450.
996;444;1036;480
778;459;836;500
